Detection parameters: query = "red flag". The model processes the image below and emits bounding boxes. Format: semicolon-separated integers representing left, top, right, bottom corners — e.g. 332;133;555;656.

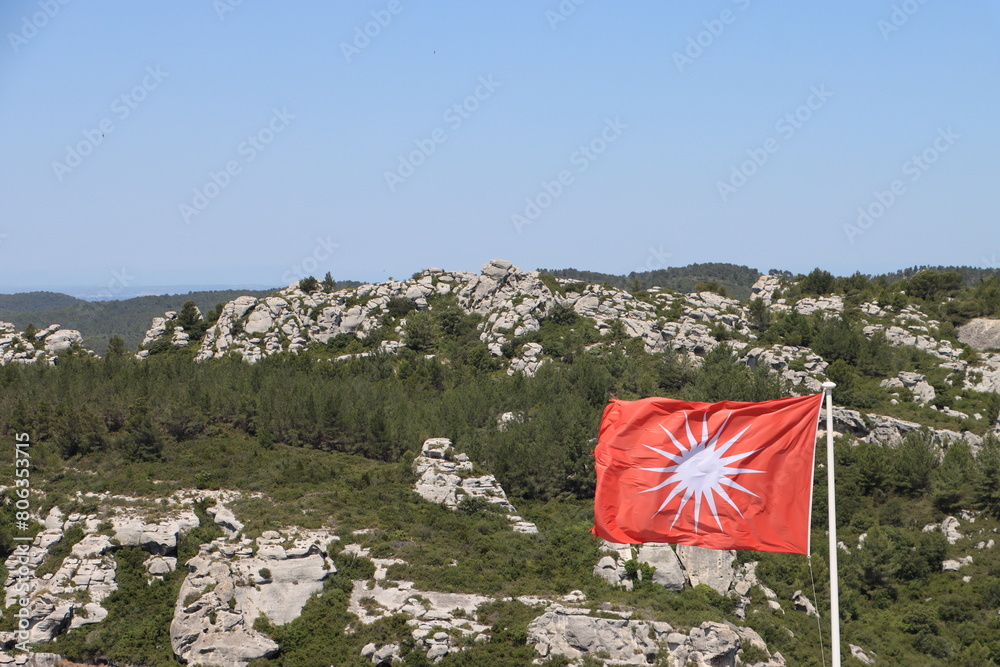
592;393;824;555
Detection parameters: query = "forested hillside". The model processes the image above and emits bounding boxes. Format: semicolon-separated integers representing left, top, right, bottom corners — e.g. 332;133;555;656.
0;292;82;313
873;266;1000;286
2;262;1000;665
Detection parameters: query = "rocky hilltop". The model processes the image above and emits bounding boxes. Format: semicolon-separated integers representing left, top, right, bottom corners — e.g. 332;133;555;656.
131;259;1000;442
10;259;1000;419
136;259;724;368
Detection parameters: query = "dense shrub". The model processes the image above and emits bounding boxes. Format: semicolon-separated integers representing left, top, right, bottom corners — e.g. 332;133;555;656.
799;268;836;295
681;343;788;403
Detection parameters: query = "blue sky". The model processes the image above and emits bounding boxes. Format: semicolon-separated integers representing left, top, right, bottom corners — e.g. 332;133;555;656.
2;1;998;293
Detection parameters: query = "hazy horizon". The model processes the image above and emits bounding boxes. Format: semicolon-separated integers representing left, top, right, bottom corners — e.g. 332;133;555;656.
4;258;1000;303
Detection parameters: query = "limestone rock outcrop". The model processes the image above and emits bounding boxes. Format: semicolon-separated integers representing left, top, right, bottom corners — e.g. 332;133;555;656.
594;541;787;622
170;528;337;667
966;351;1000;397
675;544;737;595
745;345;827;392
957;318;1000;351
0;505;200;643
0;489;326;664
922;515;964;544
412;438;537;534
829;407;981;449
143;258;996;394
792;295;844;317
749;275;782;304
880;371;936;404
0;322;88;366
593;541;736;595
348;572;777;667
942;556;973;572
113;260;742;373
208;503;245;537
348;576;492;662
0;491;246;651
636;543;687;591
112;510;200;555
42;328;83;352
527;605;747;666
508;341;545;376
361;642;402;664
862;323;962;361
850;643;876;665
135;308;204;358
1;528;117;643
0;651;66;666
792;590;818;617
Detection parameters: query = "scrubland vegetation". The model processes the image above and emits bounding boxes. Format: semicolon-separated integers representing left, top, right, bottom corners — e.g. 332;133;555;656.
2;267;1000;664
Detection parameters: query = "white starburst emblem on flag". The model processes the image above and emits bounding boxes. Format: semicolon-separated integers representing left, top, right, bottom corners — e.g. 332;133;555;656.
640;411;764;533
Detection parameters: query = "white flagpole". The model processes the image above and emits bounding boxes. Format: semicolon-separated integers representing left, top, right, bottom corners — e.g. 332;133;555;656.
822;380;841;667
